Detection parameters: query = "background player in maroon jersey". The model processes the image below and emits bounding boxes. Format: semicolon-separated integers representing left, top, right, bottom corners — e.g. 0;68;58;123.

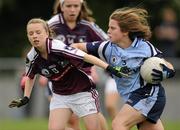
9;18;129;130
40;0;110;129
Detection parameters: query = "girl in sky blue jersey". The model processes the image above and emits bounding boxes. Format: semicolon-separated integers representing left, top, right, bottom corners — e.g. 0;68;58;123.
72;7;175;130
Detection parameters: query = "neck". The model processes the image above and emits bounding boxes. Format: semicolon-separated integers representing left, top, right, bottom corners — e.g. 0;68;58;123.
117;38;132;49
41;52;48;59
37;45;47;59
66;21;76;29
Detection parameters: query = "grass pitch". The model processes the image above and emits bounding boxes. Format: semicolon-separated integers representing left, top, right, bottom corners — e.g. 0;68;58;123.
0;118;180;130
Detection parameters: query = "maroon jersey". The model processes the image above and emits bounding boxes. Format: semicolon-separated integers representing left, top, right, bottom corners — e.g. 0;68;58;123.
48;13;109;74
26;38;96;95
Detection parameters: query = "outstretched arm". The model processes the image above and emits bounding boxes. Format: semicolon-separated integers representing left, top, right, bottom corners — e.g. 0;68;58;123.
72;42;131;77
71;43;87;52
83;53;108;69
83;53;130;77
9;76;36;108
24;76;36;98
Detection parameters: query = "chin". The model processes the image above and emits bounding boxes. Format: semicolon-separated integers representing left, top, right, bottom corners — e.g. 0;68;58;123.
110;38;115;42
33;44;40;48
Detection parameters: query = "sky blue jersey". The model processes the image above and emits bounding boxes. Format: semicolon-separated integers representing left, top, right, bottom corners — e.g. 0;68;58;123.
86;38;163;101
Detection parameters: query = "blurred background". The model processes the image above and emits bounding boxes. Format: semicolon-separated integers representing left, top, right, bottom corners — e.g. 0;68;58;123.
0;0;180;130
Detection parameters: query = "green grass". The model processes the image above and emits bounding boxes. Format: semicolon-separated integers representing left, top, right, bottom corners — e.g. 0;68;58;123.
0;118;180;130
0;118;48;130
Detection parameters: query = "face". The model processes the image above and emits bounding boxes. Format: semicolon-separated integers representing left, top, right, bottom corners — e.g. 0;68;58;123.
107;19;127;43
61;0;82;22
27;23;49;49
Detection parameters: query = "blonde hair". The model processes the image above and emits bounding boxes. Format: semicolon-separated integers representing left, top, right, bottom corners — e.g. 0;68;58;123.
110;7;152;40
27;18;54;37
52;0;95;22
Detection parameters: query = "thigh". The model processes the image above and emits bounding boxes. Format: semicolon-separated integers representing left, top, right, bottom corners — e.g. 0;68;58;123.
105;92;119;107
139;119;164;130
68;113;80;130
83;113;100;130
98;112;108;130
114;104;146;128
105;92;119;119
49;108;72;130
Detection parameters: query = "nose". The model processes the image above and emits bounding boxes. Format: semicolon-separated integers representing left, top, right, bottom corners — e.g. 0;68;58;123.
69;6;75;12
32;33;38;39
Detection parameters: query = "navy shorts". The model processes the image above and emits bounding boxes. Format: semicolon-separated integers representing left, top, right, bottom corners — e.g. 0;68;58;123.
126;84;166;123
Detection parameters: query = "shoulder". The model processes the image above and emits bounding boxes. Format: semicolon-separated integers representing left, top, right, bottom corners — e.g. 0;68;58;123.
48;14;62;27
80;20;102;31
137;38;161;57
51;39;66;51
79;20;92;26
86;40;111;56
26;47;39;68
26;47;38;62
80;20;108;40
50;39;85;57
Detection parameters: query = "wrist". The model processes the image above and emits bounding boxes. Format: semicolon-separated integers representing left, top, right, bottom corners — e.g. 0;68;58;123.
106;65;114;73
167;69;175;78
21;96;29;104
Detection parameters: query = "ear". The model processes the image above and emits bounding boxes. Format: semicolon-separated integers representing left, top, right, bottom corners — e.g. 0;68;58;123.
123;31;129;36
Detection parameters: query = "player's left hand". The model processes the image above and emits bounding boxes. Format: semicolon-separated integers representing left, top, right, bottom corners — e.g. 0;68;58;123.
106;65;131;78
9;96;29;108
152;63;175;82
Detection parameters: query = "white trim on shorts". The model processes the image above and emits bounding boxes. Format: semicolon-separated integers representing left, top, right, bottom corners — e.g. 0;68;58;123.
50;89;100;117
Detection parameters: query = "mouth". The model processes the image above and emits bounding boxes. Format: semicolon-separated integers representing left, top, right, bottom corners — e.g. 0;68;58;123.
70;14;75;16
33;40;40;45
69;14;76;18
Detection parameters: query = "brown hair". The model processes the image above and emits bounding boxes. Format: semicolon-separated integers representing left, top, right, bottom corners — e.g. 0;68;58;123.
110;7;152;40
52;0;95;22
27;18;54;37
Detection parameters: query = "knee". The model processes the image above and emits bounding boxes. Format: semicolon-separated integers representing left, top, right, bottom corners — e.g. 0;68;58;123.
112;119;120;130
106;106;116;118
85;122;100;130
106;105;115;113
49;125;65;130
112;118;129;130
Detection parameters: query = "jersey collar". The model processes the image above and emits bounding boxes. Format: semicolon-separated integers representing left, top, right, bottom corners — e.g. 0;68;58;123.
131;37;138;48
59;13;65;24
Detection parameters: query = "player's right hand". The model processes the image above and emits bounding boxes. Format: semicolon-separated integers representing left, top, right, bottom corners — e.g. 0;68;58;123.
9;96;29;108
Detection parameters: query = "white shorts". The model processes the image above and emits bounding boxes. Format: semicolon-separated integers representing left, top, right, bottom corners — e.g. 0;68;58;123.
50;89;99;117
105;77;118;93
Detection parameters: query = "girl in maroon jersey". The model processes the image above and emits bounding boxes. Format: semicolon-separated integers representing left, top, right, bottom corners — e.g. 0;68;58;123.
9;18;129;130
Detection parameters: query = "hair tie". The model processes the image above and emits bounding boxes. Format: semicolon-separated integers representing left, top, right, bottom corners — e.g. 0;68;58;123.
60;0;83;5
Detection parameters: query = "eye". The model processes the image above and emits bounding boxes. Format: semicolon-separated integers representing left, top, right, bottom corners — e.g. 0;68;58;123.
66;5;71;8
111;26;116;30
74;4;80;8
36;30;41;34
28;31;33;36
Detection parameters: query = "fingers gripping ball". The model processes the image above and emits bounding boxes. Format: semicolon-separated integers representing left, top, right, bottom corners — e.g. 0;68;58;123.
140;57;166;84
